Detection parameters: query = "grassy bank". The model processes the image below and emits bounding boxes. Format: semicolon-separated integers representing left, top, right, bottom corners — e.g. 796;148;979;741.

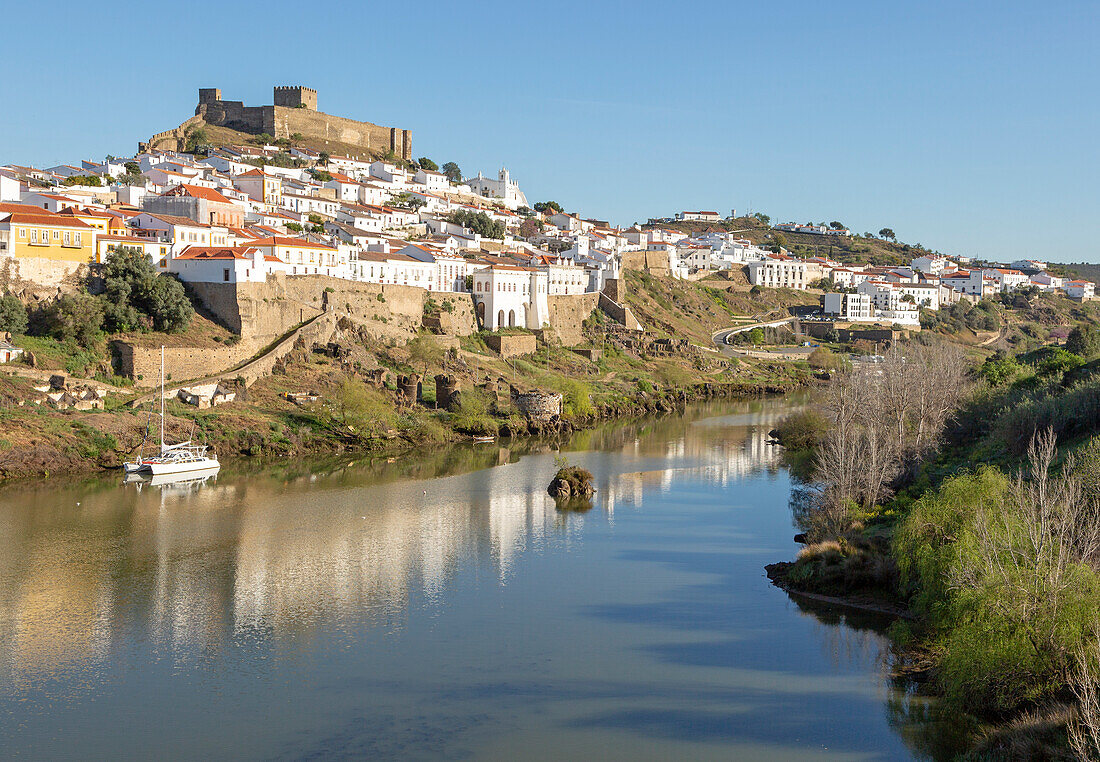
0;322;815;481
770;339;1100;759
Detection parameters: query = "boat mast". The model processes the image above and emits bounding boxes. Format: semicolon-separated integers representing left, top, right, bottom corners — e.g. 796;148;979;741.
160;345;165;454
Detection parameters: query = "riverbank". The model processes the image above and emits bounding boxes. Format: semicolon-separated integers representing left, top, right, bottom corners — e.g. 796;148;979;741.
0;364;812;481
765;342;1100;760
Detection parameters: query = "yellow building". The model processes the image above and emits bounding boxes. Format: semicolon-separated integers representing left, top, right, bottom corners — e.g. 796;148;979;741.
0;209;96;263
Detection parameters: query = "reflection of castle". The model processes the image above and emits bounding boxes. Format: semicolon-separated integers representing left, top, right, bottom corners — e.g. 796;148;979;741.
0;401;794;677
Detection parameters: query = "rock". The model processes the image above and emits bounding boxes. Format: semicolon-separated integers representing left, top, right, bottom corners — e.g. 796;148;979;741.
547;465;595;499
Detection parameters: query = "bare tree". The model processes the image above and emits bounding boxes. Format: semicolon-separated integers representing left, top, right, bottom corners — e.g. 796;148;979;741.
810;339;971;532
1070;628;1100;761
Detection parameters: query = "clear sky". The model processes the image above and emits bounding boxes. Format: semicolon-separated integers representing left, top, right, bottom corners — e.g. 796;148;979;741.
1;0;1096;262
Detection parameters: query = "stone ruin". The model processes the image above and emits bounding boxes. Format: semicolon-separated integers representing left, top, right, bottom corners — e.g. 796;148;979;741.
510;387;563;423
434;374;460;411
397;374;422;406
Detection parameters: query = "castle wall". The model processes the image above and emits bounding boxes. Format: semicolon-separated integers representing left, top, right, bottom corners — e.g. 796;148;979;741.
546;293;600;346
188;275;475;346
270;107;411;159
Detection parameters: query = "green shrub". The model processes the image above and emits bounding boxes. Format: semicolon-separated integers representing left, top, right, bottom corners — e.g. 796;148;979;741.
772;408;829;450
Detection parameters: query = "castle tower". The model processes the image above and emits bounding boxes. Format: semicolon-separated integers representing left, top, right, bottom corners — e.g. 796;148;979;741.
499;167;510;187
198;88;222;105
273;85;317;110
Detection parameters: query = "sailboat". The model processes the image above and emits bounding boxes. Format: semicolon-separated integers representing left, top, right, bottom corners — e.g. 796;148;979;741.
124;346;220;476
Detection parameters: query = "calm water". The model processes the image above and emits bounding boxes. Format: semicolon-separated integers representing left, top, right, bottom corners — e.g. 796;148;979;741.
0;398;961;760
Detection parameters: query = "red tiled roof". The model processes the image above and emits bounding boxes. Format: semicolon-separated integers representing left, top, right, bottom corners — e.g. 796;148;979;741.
174;245;256;261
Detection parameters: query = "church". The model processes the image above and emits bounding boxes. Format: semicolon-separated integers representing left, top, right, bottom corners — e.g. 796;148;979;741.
465;168;528;210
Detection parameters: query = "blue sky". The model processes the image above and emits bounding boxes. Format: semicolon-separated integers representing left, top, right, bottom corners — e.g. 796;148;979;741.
1;0;1096;262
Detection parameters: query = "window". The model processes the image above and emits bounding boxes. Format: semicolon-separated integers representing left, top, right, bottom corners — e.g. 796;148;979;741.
30;230;37;244
74;232;81;247
18;228;25;239
223;268;230;282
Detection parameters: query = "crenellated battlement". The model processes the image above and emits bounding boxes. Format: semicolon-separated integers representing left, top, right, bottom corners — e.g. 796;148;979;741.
273;85;317;110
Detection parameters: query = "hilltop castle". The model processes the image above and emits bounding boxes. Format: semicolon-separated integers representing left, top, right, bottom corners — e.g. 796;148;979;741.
141;85;411;159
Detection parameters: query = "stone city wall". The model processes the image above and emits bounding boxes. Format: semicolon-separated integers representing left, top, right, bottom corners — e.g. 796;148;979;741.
190;275;477;345
485;333;537;358
0;256;89;295
114;342;255;387
545;293;600;346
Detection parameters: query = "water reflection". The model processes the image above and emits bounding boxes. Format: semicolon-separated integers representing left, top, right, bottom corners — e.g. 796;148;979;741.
0;401;791;682
0;394;959;760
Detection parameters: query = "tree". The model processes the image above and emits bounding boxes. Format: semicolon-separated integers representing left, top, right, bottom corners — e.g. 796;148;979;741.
748;328;765;345
184;126;208;153
318;151;330;166
406;335;444;374
829;221;846;230
289;132;304;145
519;218;543;239
441;162;462;183
753;212;771;225
63;174;103;187
390;192;426;212
44;293;104;348
533;201;564;214
124;161;140;175
100;246;193;333
328;378;397;439
417;157;438;171
0;292;28;334
879;228;896;241
446;210;506;240
1066;324;1100;358
311;169;333;182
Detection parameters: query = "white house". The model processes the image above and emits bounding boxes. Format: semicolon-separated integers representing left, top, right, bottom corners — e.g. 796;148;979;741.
169;245;283;284
911;255;951;274
0;172;19;203
984;268;1030;292
748;258;823;290
413;169;449;193
249;236;346;278
399;244;471;292
676;211;721;222
823;292;874;322
1065;280;1096;299
830;267;871;288
1029;272;1063;291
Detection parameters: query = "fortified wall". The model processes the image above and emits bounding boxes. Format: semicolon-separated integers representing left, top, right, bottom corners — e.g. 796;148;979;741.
141;86;411;159
187;274;478;346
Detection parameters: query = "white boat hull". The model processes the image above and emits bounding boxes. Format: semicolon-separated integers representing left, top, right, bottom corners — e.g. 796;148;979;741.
145;458;220;476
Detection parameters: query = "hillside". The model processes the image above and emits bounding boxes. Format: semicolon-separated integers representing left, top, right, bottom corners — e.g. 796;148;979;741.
646;216;951;267
1063;262;1100;286
621;270;818;342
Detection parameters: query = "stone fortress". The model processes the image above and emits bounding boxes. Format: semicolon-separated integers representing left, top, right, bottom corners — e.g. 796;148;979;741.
141;85;411;159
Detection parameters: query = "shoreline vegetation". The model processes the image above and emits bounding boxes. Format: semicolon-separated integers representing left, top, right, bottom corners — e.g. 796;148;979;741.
0;368;809;482
769;330;1100;760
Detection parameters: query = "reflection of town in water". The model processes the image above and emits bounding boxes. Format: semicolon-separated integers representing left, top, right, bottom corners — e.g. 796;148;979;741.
0;399;793;682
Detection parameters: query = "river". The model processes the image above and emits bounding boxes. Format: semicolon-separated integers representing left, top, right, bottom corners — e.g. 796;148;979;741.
0;397;963;760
